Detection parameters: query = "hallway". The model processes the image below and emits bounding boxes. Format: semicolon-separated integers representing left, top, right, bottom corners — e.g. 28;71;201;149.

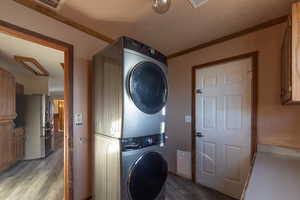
0;148;63;200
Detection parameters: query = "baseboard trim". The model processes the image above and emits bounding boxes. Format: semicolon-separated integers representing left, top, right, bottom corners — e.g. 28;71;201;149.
258;144;300;158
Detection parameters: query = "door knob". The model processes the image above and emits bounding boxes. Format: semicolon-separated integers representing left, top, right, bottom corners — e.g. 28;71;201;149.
195;132;204;137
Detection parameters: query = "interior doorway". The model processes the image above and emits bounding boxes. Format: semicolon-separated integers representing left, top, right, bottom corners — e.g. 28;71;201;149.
191;52;258;199
0;20;73;200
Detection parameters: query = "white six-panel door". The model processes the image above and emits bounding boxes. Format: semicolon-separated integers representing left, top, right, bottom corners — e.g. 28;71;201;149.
195;58;252;199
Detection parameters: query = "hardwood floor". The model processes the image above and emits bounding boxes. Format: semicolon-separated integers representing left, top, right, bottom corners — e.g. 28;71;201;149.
0;146;234;200
0;148;63;200
166;174;235;200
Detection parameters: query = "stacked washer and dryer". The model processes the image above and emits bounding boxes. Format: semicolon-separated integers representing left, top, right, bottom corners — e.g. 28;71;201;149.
93;36;168;200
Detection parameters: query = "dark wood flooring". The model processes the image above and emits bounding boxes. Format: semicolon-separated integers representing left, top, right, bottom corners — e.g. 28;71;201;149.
0;146;234;200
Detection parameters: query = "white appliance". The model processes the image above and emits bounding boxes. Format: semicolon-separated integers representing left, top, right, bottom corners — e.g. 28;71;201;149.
24;94;53;160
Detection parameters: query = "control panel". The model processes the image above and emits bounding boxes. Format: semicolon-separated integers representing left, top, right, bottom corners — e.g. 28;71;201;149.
122;36;167;65
121;134;166;152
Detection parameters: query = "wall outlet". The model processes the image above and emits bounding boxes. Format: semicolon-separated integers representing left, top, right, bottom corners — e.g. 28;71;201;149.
185;115;192;123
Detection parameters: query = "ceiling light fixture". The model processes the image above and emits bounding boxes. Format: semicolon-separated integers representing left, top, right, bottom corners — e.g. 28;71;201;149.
152;0;171;14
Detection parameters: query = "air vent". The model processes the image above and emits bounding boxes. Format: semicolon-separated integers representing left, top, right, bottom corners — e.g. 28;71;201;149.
188;0;208;8
36;0;61;9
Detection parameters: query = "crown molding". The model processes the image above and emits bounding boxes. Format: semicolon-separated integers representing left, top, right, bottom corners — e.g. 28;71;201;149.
168;15;288;59
12;0;115;44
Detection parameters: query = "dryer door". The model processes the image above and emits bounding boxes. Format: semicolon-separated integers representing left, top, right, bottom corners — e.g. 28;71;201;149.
128;61;167;114
128;152;168;200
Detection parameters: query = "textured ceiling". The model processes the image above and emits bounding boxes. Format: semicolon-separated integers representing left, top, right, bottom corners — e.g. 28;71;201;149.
0;32;64;93
55;0;293;55
0;32;64;78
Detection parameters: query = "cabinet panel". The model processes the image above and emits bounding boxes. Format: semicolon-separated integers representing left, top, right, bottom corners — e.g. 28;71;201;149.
0;122;16;172
281;2;300;104
15;128;25;161
0;68;16;120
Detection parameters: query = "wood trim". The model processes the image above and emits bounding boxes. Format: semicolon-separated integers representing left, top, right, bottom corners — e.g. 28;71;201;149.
168;16;288;59
191;52;258;183
60;63;64;69
12;0;114;44
0;20;74;199
0;120;13;123
0;19;72;51
14;56;49;76
87;60;93;198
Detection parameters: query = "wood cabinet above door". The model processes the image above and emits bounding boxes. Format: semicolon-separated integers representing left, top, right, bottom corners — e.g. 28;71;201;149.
0;68;16;120
281;2;300;104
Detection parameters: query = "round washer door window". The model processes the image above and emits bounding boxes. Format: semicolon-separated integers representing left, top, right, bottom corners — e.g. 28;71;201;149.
129;152;168;200
128;62;167;114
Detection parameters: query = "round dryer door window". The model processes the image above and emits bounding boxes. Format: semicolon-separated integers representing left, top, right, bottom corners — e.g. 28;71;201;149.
128;61;167;114
128;152;168;200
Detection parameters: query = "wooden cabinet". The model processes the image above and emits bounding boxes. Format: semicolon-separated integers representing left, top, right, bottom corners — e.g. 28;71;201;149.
0;68;25;172
281;2;300;104
0;124;26;172
0;122;15;172
0;68;16;120
15;128;25;161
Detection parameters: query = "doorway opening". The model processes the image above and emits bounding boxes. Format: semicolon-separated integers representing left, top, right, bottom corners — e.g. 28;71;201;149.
191;52;258;199
0;20;73;200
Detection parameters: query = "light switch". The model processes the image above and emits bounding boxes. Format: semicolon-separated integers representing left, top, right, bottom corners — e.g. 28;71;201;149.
185;115;192;123
74;113;83;126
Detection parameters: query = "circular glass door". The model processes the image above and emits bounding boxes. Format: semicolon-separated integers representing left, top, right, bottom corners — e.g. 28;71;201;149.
128;152;168;200
128;62;167;114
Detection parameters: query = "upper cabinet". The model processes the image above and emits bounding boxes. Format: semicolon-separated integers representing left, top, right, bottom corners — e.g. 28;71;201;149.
0;68;16;120
281;2;300;104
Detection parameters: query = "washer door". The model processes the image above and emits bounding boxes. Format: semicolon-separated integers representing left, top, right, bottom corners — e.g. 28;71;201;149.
128;61;167;114
128;152;168;200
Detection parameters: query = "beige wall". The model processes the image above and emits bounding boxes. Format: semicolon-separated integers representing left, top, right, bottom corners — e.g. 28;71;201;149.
167;23;300;173
0;1;108;199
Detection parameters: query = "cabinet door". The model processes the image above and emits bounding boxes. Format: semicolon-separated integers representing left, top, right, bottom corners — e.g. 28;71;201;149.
0;122;16;172
281;18;292;104
15;128;25;161
0;68;16;120
291;2;300;101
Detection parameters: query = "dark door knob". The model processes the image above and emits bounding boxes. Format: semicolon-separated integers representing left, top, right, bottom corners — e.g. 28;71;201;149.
195;132;204;137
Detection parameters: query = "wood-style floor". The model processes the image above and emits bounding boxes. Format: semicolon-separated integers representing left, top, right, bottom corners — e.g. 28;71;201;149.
0;146;234;200
166;174;235;200
0;148;64;200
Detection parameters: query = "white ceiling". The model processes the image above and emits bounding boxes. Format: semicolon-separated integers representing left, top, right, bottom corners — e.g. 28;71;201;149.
54;0;294;55
0;32;64;80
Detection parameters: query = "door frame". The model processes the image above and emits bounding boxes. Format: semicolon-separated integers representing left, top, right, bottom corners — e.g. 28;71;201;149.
191;52;258;183
0;20;74;199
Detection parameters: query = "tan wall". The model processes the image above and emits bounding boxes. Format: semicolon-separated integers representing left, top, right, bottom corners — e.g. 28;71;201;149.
167;23;300;173
0;1;108;199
